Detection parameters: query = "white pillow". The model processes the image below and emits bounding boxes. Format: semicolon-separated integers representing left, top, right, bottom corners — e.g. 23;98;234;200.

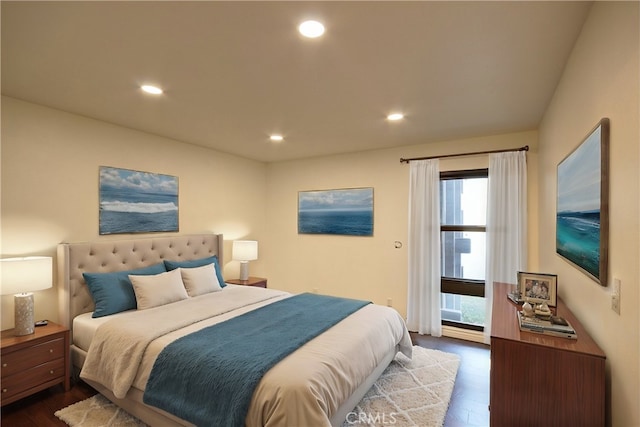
129;269;189;310
179;263;222;297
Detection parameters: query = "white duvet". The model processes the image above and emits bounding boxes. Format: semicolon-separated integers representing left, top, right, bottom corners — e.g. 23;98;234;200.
80;285;412;427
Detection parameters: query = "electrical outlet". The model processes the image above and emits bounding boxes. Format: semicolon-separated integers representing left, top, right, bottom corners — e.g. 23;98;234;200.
387;298;392;307
611;278;621;315
611;294;620;314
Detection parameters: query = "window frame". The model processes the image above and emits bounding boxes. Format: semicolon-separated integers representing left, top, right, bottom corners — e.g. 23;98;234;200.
440;168;488;330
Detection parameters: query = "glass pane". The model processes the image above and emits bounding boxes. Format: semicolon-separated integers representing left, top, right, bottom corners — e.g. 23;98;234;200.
441;293;485;326
440;178;487;225
441;231;486;280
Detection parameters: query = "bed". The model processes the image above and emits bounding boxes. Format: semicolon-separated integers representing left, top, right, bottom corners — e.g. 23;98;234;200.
57;233;412;427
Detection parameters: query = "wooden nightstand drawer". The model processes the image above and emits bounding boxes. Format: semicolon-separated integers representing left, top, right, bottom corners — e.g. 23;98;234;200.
1;358;65;401
1;322;70;406
1;337;64;378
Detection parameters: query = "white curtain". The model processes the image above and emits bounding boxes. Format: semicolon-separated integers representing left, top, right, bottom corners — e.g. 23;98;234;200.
484;151;528;343
407;159;442;337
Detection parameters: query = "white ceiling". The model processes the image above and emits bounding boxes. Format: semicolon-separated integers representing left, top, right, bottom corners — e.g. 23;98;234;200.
1;1;592;163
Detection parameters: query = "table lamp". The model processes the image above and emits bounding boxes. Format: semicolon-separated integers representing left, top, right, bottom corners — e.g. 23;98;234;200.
232;240;258;281
1;256;53;336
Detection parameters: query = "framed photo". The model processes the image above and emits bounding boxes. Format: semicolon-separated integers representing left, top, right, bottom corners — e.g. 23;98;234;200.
99;166;179;235
298;187;373;236
518;271;558;307
556;118;609;286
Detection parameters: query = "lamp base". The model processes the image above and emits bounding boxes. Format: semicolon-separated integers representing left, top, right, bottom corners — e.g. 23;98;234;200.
14;293;35;336
239;261;250;281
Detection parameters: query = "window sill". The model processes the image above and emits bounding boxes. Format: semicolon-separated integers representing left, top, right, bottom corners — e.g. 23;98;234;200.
442;325;485;344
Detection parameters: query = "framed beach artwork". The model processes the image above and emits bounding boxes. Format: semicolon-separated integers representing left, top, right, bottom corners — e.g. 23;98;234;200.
556;118;609;286
298;188;374;236
99;166;179;235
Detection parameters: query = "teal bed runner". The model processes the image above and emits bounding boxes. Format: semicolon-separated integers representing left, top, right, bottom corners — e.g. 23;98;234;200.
143;292;371;427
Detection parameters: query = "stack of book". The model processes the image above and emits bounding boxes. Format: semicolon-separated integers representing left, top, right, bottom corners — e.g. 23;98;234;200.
507;292;524;305
517;311;577;339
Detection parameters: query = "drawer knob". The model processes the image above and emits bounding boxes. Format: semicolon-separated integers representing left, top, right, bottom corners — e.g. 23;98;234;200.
2;389;7;393
49;349;54;353
50;370;54;375
2;363;6;368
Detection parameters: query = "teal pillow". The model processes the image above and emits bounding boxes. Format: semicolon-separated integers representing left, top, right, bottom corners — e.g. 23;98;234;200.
83;263;167;318
164;255;226;288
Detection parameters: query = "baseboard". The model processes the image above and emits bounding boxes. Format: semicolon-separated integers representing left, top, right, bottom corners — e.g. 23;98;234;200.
442;325;485;344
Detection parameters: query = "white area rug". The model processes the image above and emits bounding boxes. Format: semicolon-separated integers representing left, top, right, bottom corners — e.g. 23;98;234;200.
55;346;460;427
343;346;460;427
55;394;147;427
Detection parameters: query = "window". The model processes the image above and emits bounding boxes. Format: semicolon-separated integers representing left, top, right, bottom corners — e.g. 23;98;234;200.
440;169;488;330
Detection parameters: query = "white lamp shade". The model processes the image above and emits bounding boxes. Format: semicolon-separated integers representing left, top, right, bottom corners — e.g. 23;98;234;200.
232;240;258;261
1;256;53;295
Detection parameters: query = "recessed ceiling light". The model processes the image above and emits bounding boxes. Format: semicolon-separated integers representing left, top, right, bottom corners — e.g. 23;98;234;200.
387;113;405;121
270;135;284;142
141;85;163;95
298;20;325;38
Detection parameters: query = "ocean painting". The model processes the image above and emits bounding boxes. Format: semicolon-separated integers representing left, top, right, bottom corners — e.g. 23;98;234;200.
556;119;609;285
99;166;179;235
298;188;373;236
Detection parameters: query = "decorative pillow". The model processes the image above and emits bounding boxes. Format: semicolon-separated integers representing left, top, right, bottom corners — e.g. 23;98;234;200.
164;255;226;288
83;263;167;318
180;263;223;297
129;269;189;310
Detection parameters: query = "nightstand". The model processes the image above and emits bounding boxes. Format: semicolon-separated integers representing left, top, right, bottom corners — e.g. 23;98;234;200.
1;321;70;406
226;277;267;288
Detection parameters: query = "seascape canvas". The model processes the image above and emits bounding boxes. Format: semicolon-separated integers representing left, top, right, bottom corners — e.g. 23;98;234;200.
556;119;609;285
99;166;179;235
298;188;373;236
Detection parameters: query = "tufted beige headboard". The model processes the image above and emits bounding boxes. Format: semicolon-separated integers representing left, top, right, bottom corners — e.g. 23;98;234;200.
57;233;223;335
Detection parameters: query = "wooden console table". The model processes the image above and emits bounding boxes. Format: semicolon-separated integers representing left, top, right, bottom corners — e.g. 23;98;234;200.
490;282;606;427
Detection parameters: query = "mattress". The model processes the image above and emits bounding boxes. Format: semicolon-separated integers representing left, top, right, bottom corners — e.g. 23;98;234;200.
73;311;126;352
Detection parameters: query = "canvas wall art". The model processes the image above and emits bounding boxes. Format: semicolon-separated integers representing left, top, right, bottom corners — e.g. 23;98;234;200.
298;188;374;236
556;119;609;286
99;166;179;235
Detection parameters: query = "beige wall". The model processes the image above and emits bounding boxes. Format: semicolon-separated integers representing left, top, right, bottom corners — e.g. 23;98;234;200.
538;3;639;426
265;130;539;318
1;96;268;329
1;97;539;328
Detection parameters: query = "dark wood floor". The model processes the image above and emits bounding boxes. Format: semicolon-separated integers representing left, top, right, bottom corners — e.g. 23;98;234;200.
1;334;490;426
1;381;96;426
411;333;490;427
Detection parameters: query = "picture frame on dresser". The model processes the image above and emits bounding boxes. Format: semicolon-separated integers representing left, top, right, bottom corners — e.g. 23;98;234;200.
518;271;557;307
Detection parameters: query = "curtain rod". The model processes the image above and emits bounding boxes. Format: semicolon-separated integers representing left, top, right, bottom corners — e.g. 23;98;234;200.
400;145;529;163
